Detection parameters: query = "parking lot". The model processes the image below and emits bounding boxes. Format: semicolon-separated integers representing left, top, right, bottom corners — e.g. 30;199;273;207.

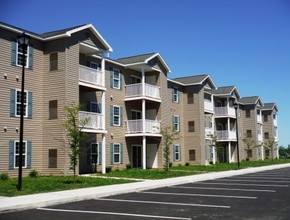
1;167;290;220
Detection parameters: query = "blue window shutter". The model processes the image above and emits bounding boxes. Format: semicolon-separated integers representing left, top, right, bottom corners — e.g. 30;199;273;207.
110;143;114;164
110;105;113;126
120;71;123;90
110;71;113;88
120;143;123;163
9;141;14;170
28;46;33;69
120;107;123;127
27;141;32;169
98;143;102;164
177;89;180;103
172;87;174;102
11;41;17;66
87;142;91;166
28;92;32;118
179;145;181;161
173;145;175;162
172;116;174;128
10;89;16;117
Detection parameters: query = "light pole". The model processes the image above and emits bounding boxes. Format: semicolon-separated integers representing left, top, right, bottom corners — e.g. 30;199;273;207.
17;32;30;191
233;101;240;168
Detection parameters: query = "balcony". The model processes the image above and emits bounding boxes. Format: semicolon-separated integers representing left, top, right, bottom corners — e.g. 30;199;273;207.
214;106;236;118
273;118;278;127
79;111;104;132
258;134;263;142
125;83;160;101
79;65;105;90
257;114;262;124
216;130;237;141
126;119;161;135
204;100;214;113
205;127;214;138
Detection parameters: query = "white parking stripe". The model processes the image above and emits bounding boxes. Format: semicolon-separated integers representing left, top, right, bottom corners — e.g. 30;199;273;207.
197;182;289;187
231;176;290;180
37;207;192;220
214;179;290;183
96;198;231;209
140;191;257;199
171;186;276;192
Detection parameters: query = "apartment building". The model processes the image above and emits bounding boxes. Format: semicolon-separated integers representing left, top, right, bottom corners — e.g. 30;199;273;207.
0;22;279;177
239;96;264;161
262;103;279;159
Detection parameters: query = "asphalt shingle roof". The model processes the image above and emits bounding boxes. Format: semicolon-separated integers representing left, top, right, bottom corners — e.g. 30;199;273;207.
172;74;209;85
262;103;277;110
210;86;235;95
116;53;156;65
239;96;260;105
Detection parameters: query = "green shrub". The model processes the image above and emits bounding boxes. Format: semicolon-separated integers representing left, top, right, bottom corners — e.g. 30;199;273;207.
126;164;131;169
0;172;9;181
29;170;39;178
106;166;112;173
185;162;190;166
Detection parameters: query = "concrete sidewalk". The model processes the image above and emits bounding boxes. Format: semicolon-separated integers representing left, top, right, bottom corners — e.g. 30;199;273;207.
1;163;290;214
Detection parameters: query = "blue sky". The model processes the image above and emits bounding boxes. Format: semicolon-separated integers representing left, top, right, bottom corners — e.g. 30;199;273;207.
1;0;289;147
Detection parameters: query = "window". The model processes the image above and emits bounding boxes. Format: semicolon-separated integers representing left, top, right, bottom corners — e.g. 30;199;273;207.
246;130;252;138
48;149;57;168
247;149;253;158
173;144;181;161
16;90;27;116
273;113;276;119
187;93;194;104
10;89;32;118
49;100;58;119
131;76;141;84
264;115;268;122
15;141;27;168
90;62;99;70
189;149;196;161
17;43;29;67
264;132;269;139
246;110;251;118
173;115;180;131
50;53;58;71
172;87;179;103
188;121;195;132
113;69;121;89
132;110;141;120
9;140;31;169
113;106;120;126
11;41;33;69
91;143;99;165
265;150;270;158
111;143;123;164
110;105;122;126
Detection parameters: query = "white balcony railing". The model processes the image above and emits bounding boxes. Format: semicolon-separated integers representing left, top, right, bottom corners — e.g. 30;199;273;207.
216;130;237;141
204;100;214;112
79;65;104;88
258;134;263;142
79;111;103;130
273;118;278;127
126;119;160;134
205;127;214;137
214;106;236;117
257;114;262;124
125;83;160;99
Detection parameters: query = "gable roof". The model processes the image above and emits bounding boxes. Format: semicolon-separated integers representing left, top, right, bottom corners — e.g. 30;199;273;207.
169;74;217;88
211;86;240;99
262;103;278;111
116;52;171;73
239;96;263;106
0;22;112;52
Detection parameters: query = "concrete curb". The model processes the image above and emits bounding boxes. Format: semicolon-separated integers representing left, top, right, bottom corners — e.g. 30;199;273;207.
1;163;290;213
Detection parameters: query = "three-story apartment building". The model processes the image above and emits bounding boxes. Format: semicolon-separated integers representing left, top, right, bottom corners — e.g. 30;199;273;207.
0;22;279;177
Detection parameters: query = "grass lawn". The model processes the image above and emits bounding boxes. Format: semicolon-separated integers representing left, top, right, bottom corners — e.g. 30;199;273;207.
0;176;135;197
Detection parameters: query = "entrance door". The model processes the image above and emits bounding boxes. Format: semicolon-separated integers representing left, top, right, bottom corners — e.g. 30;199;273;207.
132;145;142;168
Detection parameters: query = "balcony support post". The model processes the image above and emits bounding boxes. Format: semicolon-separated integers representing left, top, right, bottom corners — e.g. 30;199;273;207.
101;57;105;87
102;91;105;130
101;133;106;174
228;142;232;163
142;136;146;169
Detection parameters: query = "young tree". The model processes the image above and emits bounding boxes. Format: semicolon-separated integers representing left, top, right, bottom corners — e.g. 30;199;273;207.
64;103;90;183
208;133;224;165
264;137;277;160
242;136;255;161
160;126;180;172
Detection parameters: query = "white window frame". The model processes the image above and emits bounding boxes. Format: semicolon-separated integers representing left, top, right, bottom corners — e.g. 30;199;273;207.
173;87;179;103
131;109;142;120
14;141;27;168
131;75;141;84
16;89;28;117
173;144;181;161
113;143;121;164
113;105;121;126
91;143;100;165
173;115;180;131
113;69;121;89
16;43;29;68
